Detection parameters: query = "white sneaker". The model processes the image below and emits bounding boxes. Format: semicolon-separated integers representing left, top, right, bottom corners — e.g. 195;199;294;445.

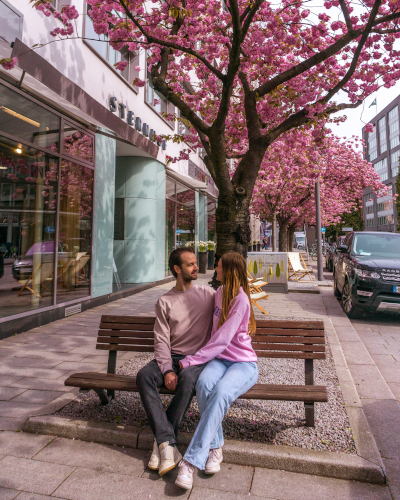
175;459;195;490
205;447;223;474
158;442;182;476
147;439;160;471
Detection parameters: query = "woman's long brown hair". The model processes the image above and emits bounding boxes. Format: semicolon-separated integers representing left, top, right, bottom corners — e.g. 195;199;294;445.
217;252;257;335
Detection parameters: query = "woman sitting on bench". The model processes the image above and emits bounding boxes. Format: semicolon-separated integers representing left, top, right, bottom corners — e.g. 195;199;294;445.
175;252;259;491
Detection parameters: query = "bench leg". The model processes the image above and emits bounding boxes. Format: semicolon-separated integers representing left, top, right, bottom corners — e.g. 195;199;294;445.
94;389;110;405
305;402;314;427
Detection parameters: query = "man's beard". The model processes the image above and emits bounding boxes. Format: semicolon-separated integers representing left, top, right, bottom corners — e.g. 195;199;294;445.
181;270;197;282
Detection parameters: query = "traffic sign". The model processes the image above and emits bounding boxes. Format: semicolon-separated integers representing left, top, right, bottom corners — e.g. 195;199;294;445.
321;227;326;233
45;226;55;234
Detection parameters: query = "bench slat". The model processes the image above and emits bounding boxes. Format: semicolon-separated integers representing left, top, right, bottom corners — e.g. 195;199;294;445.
252;343;325;352
252;336;325;344
97;337;154;346
96;344;154;352
101;315;155;324
100;323;154;331
255;328;324;337
256;320;324;329
98;330;154;338
256;351;325;359
65;373;327;402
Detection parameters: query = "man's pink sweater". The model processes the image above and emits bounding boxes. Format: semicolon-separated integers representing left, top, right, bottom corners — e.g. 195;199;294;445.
180;287;257;368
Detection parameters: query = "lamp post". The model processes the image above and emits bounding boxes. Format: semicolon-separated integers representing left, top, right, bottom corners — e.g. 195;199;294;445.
315;181;324;281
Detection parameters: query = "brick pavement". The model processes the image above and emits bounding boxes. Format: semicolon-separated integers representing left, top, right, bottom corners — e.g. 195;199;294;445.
0;271;397;499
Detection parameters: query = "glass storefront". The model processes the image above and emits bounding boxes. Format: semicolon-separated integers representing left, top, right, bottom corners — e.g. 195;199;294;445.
0;82;94;320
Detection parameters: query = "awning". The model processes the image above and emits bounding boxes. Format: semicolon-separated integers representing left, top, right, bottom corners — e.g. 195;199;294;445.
166;165;208;191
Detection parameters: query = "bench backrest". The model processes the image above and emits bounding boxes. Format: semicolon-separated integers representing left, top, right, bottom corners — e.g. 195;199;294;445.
97;316;325;360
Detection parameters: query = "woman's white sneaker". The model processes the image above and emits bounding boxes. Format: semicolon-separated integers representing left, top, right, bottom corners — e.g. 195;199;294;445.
147;439;160;471
205;448;223;474
175;459;195;490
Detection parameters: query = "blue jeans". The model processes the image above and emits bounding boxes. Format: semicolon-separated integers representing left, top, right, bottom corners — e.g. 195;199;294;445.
184;359;258;470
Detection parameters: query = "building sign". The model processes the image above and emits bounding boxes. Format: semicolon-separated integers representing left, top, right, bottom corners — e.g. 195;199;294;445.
342;227;353;232
188;160;214;186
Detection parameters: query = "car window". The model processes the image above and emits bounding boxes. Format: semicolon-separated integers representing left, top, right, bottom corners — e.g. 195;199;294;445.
353;233;400;258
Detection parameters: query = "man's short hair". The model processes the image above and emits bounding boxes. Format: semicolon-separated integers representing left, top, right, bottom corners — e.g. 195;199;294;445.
169;246;195;278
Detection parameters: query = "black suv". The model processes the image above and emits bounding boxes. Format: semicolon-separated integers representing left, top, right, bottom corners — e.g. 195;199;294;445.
333;231;400;318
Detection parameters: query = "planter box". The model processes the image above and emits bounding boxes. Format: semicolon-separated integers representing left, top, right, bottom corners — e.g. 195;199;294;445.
247;251;288;293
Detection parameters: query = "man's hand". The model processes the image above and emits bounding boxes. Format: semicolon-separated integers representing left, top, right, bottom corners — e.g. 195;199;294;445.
164;372;178;391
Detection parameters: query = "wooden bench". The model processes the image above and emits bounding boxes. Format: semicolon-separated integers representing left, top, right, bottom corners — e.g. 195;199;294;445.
65;316;327;426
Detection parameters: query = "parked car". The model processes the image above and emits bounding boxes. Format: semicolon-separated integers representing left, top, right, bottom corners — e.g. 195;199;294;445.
333;231;400;318
325;242;336;271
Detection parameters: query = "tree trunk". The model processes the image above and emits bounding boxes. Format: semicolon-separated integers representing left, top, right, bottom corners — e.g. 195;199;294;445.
215;192;251;261
277;217;288;252
288;226;295;252
272;212;276;251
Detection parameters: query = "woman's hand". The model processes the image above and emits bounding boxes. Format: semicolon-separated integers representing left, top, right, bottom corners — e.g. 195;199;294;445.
179;361;184;370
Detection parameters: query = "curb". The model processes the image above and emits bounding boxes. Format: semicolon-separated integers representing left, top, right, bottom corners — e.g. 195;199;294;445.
23;414;384;484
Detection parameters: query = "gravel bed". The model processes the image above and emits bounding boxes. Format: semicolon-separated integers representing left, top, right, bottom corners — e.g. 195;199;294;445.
58;329;356;454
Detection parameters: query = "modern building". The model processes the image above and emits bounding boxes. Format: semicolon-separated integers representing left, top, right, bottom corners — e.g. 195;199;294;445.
362;97;399;232
0;0;218;335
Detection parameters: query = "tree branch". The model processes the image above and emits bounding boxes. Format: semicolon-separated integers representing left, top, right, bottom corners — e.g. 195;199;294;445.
338;0;353;32
241;0;265;39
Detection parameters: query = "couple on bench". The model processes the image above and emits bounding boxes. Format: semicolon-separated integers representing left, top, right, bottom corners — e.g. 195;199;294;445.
137;246;259;490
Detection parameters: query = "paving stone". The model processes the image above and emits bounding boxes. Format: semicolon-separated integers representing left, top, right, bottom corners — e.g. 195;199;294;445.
12;352;85;363
11;390;65;405
0;402;43;418
189;486;270;500
333;327;360;343
9;378;76;392
33;437;148;476
362;399;400;460
348;364;396;400
0;387;26;401
53;363;106;372
0;368;70;380
0;376;23;387
374;365;400;384
0;487;20;500
0;456;74;495
251;468;392;500
52;468;188;500
16;493;67;500
193;464;254;494
339;342;375;365
0;417;27;431
383;458;400;500
0;431;54;458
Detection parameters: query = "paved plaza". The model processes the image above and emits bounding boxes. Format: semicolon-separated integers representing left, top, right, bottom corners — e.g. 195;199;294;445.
0;271;399;499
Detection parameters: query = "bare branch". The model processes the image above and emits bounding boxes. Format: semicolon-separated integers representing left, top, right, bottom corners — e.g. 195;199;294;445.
242;0;265;39
338;0;353;32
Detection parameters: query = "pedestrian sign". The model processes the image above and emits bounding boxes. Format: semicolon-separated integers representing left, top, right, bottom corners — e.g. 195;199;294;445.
321;227;326;233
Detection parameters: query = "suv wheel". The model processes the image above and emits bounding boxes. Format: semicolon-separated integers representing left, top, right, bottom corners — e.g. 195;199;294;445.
342;282;363;319
333;273;341;297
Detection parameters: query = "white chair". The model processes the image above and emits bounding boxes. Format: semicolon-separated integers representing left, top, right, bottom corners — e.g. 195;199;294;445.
287;252;313;282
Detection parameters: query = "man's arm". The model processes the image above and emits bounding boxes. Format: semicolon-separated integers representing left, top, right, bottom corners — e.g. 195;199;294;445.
154;301;178;390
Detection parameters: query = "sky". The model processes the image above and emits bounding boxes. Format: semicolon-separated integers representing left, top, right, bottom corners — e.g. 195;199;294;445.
330;82;400;141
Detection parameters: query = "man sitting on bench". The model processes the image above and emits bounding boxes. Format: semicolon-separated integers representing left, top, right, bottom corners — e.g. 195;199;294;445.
136;246;215;476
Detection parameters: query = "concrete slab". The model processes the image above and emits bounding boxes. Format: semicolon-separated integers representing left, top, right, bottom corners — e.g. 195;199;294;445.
0;368;70;380
0;487;20;500
0;375;24;386
15;493;67;500
189;486;270;499
52;468;189;500
0;387;26;401
0;431;54;458
339;342;375;365
0;456;74;495
33;437;148;476
0;417;27;431
0;402;43;418
383;458;400;500
194;463;254;494
11;390;65;405
251;468;392;500
347;364;396;400
9;378;78;392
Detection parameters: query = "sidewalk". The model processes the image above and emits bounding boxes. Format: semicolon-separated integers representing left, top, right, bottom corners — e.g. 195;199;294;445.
0;271;397;499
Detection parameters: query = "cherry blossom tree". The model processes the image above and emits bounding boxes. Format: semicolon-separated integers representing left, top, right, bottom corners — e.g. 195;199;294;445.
24;0;400;257
251;130;389;251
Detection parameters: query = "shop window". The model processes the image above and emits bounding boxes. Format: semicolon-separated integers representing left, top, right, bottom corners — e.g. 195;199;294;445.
166;178;176;199
0;136;57;319
165;198;176;275
56;160;93;304
366;218;374;227
207;199;216;241
0;83;60;152
63;123;93;163
0;0;23;46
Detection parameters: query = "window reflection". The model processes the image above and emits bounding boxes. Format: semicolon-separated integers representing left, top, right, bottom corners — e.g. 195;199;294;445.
0;137;57;318
56;161;93;303
63;124;93;163
0;84;60;152
165;199;176;275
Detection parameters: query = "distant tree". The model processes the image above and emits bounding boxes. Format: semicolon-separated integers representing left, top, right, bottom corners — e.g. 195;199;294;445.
325;205;364;241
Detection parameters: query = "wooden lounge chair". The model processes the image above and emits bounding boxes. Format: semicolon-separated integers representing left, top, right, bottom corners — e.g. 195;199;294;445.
287;252;313;283
247;270;269;314
71;255;90;286
17;261;55;298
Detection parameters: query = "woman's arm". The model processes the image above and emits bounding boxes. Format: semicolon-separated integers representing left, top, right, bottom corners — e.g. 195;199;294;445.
180;294;249;368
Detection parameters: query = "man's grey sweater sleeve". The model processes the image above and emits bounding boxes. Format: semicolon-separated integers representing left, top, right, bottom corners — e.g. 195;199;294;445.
154;300;173;374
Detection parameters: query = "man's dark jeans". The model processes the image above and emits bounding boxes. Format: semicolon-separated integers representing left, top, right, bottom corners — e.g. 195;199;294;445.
136;354;205;446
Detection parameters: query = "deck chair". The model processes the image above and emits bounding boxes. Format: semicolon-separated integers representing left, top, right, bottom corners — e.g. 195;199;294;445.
71;255;90;286
287;252;313;282
41;257;74;293
17;261;55;298
250;290;269;315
